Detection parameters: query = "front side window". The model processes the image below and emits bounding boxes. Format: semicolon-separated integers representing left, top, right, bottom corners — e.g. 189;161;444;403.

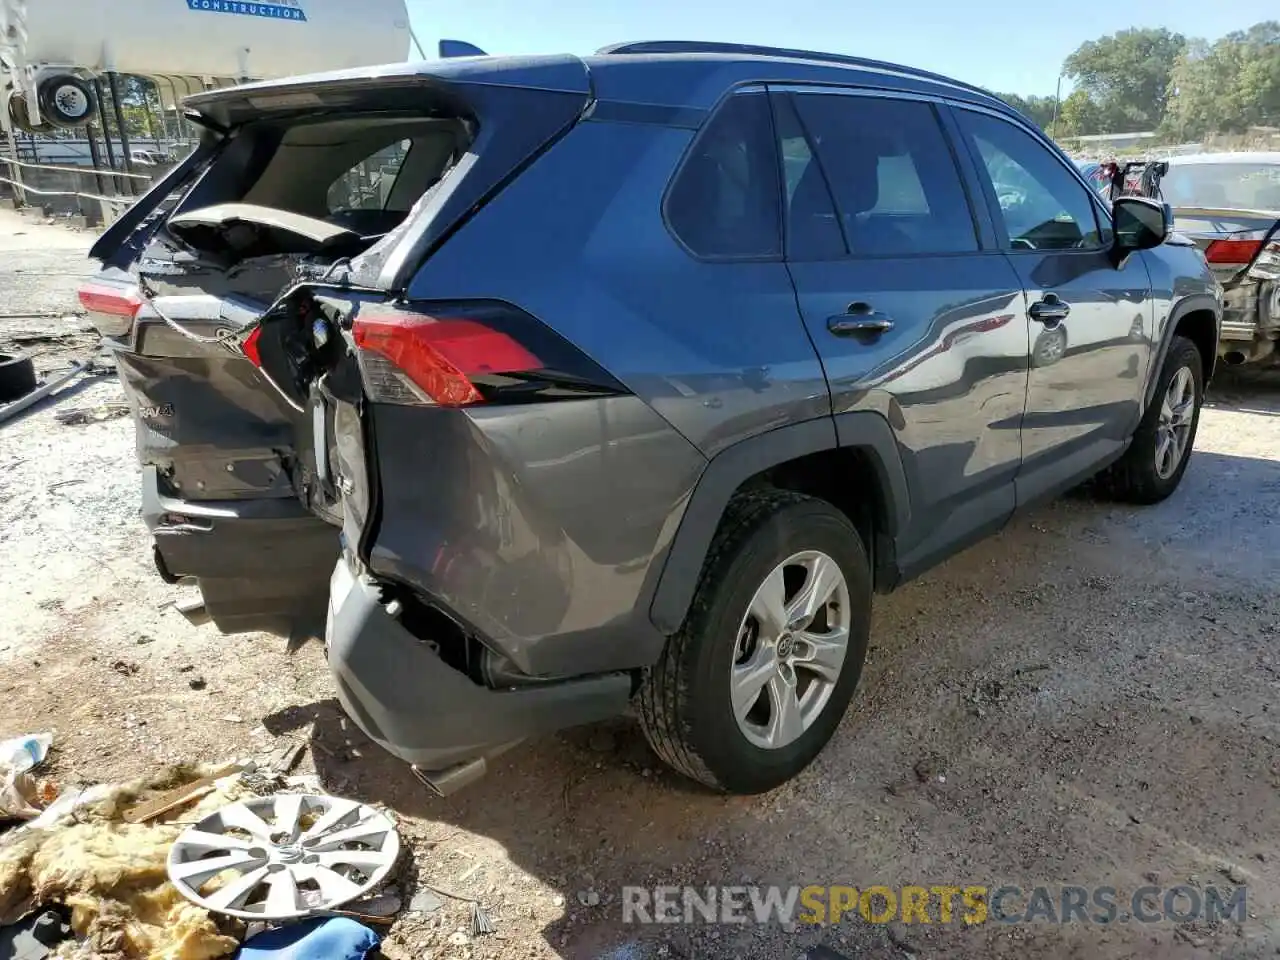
666;92;782;259
790;93;979;256
956;110;1103;251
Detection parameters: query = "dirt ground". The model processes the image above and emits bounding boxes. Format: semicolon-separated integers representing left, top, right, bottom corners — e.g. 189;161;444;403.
2;207;1280;959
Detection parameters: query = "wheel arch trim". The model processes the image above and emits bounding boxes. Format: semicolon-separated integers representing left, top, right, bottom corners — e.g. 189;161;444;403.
1147;293;1220;408
648;413;910;634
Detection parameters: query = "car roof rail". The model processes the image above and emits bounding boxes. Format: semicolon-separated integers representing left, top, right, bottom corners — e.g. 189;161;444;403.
597;40;1003;104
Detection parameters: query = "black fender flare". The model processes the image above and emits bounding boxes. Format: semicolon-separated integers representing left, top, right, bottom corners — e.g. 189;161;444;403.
647;413;911;634
1145;293;1220;408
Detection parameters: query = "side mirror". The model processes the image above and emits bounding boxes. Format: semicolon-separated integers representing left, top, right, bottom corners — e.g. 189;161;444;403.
1112;196;1172;260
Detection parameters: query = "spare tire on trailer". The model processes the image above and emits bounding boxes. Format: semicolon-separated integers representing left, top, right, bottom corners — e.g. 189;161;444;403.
7;92;54;134
0;352;38;402
37;74;96;128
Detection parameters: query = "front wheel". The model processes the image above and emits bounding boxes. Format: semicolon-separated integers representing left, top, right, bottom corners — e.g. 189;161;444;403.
637;491;870;794
1095;334;1204;503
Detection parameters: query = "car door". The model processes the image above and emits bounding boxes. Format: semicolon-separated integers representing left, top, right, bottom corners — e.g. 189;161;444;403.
949;106;1154;504
776;88;1030;577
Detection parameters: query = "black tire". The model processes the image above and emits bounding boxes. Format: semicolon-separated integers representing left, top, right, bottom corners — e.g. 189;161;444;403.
37;75;95;129
7;93;53;134
0;352;37;402
1095;334;1203;504
637;490;871;794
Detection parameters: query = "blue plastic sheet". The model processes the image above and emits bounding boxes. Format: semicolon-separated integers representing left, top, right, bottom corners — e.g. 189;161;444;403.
234;918;379;960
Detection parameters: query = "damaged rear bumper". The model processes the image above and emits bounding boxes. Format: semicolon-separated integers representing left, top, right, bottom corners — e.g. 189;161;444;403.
1218;278;1280;363
324;556;632;776
142;466;338;636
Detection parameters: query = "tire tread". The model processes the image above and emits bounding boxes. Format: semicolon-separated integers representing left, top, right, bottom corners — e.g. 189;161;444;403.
1096;335;1203;504
636;488;814;790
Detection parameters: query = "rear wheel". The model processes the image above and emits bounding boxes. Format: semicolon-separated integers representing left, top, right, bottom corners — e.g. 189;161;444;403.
1096;334;1203;503
637;491;871;794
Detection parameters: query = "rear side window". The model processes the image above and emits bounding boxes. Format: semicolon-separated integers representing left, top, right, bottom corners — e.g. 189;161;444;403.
773;94;845;260
955;109;1104;251
666;92;782;259
791;94;978;256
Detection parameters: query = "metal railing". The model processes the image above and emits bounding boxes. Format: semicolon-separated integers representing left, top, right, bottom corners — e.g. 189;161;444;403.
0;153;162;224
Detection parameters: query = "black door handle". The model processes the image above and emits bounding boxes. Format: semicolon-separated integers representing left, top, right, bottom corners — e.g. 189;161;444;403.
828;302;895;337
1029;294;1071;326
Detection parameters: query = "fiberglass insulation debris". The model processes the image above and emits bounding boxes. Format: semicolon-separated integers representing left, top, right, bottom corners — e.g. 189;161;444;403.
0;767;250;960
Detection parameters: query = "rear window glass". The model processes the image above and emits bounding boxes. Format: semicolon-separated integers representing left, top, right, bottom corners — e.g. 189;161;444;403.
224;116;468;236
666;92;782;259
327;139;413;213
1161;163;1280;211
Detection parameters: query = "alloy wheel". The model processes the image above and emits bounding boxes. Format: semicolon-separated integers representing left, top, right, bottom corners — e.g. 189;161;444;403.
1155;365;1195;480
730;550;851;750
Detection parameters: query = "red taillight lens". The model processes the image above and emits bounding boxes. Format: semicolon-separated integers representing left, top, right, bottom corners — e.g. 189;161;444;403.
77;282;144;337
1205;239;1263;265
78;281;143;338
241;325;263;367
352;311;542;407
77;282;143;317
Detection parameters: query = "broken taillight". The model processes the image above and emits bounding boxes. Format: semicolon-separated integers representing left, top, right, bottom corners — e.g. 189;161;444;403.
1204;239;1263;265
241;325;264;367
77;282;143;337
1247;239;1280;281
350;301;625;407
353;310;540;406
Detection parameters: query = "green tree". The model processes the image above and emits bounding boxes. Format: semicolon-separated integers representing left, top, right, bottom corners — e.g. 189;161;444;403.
1063;27;1187;132
1055;90;1105;138
999;93;1060;130
1164;21;1280;138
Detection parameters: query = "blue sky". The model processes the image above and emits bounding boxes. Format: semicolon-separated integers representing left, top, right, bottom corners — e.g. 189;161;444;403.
407;0;1276;97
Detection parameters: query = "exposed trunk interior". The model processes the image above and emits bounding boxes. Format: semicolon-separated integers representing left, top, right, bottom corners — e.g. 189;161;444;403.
85;60;593;641
92;104;476;638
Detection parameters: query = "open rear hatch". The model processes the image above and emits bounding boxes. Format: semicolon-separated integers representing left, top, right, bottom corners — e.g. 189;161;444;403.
83;56;592;638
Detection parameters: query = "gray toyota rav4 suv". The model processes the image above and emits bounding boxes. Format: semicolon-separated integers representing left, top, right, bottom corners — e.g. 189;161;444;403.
82;42;1221;796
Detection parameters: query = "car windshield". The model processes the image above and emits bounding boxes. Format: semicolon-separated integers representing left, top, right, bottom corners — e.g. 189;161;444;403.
1161;162;1280;211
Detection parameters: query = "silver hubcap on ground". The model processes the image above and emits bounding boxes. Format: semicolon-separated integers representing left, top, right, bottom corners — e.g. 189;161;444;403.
1156;366;1195;480
167;794;400;919
54;85;89;119
731;550;851;751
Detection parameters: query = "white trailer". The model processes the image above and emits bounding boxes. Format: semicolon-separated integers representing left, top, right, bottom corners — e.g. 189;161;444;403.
0;0;415;131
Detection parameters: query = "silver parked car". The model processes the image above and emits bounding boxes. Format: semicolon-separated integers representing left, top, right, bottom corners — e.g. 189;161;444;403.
1160;153;1280;366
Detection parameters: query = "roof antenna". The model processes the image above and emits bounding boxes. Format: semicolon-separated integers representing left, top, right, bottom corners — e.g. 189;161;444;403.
439;39;489;58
